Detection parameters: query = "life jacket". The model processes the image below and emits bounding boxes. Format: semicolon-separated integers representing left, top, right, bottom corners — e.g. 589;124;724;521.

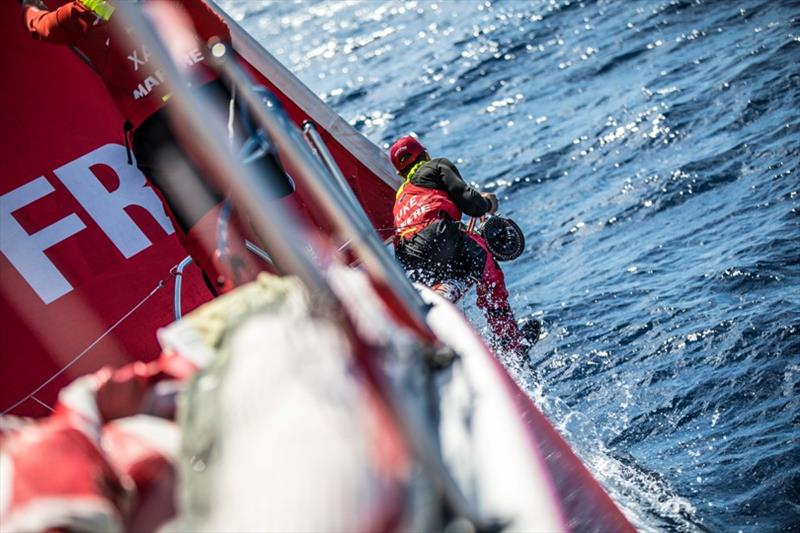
62;0;229;129
392;180;461;241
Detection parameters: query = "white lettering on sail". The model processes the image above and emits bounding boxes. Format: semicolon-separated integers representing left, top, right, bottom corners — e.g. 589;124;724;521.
128;45;151;71
55;143;174;259
0;178;86;304
132;69;166;100
131;47;205;100
1;143;175;304
184;48;204;67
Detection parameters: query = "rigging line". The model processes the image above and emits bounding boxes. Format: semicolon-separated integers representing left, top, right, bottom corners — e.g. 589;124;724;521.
1;280;165;416
227;84;237;146
337;238;353;253
374;221;426;233
31;396;55;413
376;216;486;235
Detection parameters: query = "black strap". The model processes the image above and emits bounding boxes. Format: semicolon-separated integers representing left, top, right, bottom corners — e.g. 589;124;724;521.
122;120;133;165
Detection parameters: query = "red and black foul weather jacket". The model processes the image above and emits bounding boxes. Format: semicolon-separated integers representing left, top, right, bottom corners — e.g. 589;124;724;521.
393;157;492;241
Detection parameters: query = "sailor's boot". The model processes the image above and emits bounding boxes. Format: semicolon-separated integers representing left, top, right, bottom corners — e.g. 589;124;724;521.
519;318;542;348
486;304;527;355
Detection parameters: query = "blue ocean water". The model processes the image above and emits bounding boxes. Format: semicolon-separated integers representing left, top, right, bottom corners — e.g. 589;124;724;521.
228;0;800;530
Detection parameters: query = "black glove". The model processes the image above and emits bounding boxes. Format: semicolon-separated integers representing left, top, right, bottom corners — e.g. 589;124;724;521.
482;192;499;214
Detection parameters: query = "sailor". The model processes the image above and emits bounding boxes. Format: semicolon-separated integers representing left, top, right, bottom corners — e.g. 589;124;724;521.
390;136;541;357
20;0;278;294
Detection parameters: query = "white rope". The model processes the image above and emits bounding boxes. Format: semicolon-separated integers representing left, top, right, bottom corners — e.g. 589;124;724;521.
31;396;55;413
337;238;353;253
1;280;165;415
227;84;237;146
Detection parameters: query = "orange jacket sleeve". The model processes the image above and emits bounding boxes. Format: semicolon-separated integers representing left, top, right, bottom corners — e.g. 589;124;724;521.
24;1;230;46
22;2;94;46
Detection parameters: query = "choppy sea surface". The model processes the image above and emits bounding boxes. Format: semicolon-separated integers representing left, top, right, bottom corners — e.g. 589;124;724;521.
225;0;800;530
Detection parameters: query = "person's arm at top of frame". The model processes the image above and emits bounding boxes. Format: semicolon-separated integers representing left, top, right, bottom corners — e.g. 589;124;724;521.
21;0;89;45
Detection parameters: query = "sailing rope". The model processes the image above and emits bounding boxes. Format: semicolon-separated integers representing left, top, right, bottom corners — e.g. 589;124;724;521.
216;87;240;263
31;396;55;413
227;85;237;147
375;217;483;237
1;280;165;415
375;221;425;235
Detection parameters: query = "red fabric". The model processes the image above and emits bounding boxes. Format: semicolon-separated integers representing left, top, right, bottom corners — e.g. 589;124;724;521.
466;232;524;349
22;0;230;129
392;182;462;239
0;417;127;531
0;363;182;532
181;202;268;295
52;358;186;426
2;2;214;416
101;421;178;532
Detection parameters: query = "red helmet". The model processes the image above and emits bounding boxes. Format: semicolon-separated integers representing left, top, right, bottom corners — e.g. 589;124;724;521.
389;136;426;172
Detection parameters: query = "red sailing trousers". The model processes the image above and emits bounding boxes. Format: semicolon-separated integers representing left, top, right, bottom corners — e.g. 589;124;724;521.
465;233;525;351
397;224;525;352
